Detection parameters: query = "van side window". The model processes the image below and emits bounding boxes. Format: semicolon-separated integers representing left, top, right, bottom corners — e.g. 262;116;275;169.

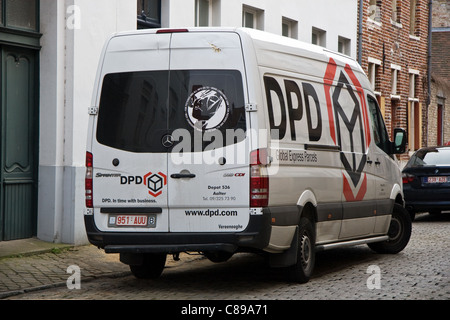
368;96;390;154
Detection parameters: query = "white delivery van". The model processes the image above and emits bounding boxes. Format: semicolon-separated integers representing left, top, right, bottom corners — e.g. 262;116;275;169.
85;27;410;283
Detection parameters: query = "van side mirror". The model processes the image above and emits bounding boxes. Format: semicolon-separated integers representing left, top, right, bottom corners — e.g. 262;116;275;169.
393;128;407;154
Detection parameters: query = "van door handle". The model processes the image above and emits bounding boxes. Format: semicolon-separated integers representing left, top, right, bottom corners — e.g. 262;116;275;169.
375;159;381;166
171;173;196;179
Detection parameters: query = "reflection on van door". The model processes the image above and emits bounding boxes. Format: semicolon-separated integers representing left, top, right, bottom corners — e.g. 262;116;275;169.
167;32;251;233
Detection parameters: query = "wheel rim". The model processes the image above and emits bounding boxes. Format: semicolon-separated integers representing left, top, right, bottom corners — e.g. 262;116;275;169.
388;217;402;242
300;233;312;269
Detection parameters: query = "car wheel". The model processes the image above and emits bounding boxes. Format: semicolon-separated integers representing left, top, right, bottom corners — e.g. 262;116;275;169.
368;204;412;254
286;217;316;283
130;253;167;279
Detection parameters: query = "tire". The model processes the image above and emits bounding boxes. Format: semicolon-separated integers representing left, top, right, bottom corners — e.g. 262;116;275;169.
130;253;167;279
407;209;416;222
204;251;234;263
368;204;412;254
286;217;316;283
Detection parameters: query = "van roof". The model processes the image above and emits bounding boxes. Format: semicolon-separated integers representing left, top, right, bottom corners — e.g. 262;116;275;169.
109;27;365;83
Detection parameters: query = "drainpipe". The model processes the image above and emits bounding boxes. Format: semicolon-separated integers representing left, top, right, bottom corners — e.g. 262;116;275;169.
426;0;432;146
358;0;363;65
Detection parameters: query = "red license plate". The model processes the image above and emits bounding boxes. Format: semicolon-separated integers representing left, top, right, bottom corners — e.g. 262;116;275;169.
426;176;448;184
114;215;148;227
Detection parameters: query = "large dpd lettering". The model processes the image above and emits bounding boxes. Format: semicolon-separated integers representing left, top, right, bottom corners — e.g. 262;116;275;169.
264;76;322;142
264;77;287;140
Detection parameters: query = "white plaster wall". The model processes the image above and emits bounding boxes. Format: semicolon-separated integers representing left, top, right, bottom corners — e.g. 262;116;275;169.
164;0;358;58
38;0;136;244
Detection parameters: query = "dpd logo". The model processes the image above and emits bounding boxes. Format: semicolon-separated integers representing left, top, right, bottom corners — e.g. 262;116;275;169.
143;172;167;197
324;58;372;202
121;172;167;198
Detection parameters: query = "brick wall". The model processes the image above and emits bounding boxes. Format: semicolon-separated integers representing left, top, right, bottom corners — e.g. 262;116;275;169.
429;0;450;147
431;31;450;80
358;0;430;158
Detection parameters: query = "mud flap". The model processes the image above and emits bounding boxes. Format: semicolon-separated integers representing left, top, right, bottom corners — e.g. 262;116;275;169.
269;226;298;268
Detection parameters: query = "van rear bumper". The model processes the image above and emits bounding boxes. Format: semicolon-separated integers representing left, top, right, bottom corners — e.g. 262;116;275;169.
84;212;271;254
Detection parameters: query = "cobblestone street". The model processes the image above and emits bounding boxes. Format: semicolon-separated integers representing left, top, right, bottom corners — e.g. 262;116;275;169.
1;213;448;301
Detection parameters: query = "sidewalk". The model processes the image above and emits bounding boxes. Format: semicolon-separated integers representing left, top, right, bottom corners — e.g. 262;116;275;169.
0;238;131;299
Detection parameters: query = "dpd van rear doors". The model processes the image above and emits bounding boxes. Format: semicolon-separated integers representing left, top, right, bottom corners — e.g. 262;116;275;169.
91;30;250;234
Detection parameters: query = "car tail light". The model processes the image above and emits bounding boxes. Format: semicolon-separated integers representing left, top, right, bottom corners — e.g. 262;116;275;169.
402;173;415;184
250;149;269;208
85;152;93;208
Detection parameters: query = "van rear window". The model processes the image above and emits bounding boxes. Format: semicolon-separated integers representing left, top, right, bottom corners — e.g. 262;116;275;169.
96;70;246;153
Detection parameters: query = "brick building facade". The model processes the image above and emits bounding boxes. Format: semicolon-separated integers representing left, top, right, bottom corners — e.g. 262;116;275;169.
429;0;450;146
358;0;430;162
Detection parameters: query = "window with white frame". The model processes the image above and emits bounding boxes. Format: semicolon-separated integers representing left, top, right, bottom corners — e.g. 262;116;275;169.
390;64;401;99
312;27;326;47
282;17;298;39
338;36;351;55
391;0;402;25
410;0;419;37
409;70;419;100
369;0;382;23
242;5;264;30
195;0;211;27
408;69;421;151
368;58;381;95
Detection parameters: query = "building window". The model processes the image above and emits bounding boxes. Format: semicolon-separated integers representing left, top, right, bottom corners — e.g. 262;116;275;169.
195;0;211;27
312;27;326;47
0;0;39;32
409;71;419;99
368;58;381;95
390;64;401;99
409;0;419;37
137;0;161;29
391;0;402;25
242;5;264;30
282;17;298;39
338;36;351;55
368;0;382;23
408;70;421;151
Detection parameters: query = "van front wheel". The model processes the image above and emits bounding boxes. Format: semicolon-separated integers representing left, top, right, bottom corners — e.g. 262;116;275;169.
129;253;167;279
286;217;316;283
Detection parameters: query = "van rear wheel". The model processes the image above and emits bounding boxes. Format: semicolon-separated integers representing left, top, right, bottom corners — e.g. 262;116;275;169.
286;217;316;283
204;251;234;263
129;253;167;279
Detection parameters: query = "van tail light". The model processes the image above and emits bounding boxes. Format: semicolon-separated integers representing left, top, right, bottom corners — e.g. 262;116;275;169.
402;173;415;184
85;152;93;208
156;29;189;34
250;149;269;208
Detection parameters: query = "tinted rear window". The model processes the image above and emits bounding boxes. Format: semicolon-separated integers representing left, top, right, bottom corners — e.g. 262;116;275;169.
407;148;450;167
97;70;246;153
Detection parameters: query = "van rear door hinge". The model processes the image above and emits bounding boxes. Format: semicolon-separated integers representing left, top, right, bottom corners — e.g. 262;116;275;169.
88;106;98;115
245;103;257;112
